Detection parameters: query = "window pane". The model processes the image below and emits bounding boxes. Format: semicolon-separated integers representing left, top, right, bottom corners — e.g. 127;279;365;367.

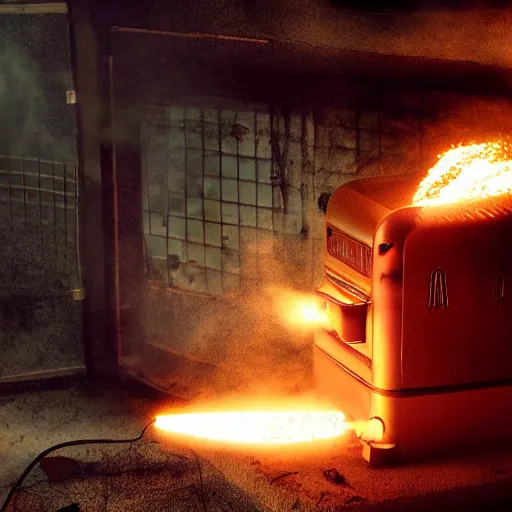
149;212;166;236
237;112;255;154
204;116;219;151
187;243;205;266
185;119;202;149
168;239;184;260
220;111;237;155
168;194;185;215
205;222;221;247
222;203;238;224
222;179;238;202
206;246;222;270
187;219;204;243
257;159;272;183
240;182;256;205
187;197;203;220
240;205;256;227
204;199;221;222
221;155;238;178
222;225;239;251
239;158;256;181
146;234;166;258
257;184;273;207
168;172;185;195
204;177;220;199
169;122;185;147
186;148;203;174
186;172;202;197
256;134;271;160
205;152;220;176
204;109;219;123
169;216;186;239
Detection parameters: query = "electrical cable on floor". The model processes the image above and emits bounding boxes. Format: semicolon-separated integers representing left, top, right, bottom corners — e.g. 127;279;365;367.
190;448;208;512
0;419;156;512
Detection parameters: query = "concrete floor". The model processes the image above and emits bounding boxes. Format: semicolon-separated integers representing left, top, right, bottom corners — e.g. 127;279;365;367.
2;381;512;512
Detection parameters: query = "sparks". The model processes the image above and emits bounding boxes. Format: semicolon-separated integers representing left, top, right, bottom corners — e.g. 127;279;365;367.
413;141;512;206
155;410;348;445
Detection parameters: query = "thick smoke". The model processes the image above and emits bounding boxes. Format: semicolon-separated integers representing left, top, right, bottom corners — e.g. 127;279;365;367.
139;232;325;404
0;16;75;162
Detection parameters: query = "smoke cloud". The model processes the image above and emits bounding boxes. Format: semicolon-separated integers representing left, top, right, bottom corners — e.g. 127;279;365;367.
0;16;75;162
137;233;326;404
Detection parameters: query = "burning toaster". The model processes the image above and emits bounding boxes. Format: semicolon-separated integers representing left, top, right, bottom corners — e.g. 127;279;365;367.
314;173;512;465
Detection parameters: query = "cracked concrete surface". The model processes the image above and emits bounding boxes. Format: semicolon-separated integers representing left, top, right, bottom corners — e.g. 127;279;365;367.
2;382;512;511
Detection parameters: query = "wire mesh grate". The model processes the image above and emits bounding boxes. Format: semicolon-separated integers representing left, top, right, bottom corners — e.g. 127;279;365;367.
0;154;80;277
142;102;426;295
142;107;276;295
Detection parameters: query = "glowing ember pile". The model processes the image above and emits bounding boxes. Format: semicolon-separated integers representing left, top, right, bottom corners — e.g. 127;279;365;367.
413;141;512;206
155;410;348;445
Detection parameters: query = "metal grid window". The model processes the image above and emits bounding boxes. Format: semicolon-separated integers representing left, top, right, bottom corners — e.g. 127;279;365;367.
143;107;275;295
0;155;79;256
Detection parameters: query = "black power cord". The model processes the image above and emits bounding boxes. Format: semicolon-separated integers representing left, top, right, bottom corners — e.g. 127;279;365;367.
190;449;208;512
0;419;156;512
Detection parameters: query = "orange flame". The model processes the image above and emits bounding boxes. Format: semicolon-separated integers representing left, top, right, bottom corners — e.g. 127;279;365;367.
413;141;512;206
155;410;348;445
272;289;329;332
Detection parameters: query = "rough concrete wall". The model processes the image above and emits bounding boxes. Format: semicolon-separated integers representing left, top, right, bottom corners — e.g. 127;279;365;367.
92;0;512;70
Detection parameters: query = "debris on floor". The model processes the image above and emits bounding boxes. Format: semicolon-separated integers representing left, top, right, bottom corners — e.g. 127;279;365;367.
3;383;512;511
